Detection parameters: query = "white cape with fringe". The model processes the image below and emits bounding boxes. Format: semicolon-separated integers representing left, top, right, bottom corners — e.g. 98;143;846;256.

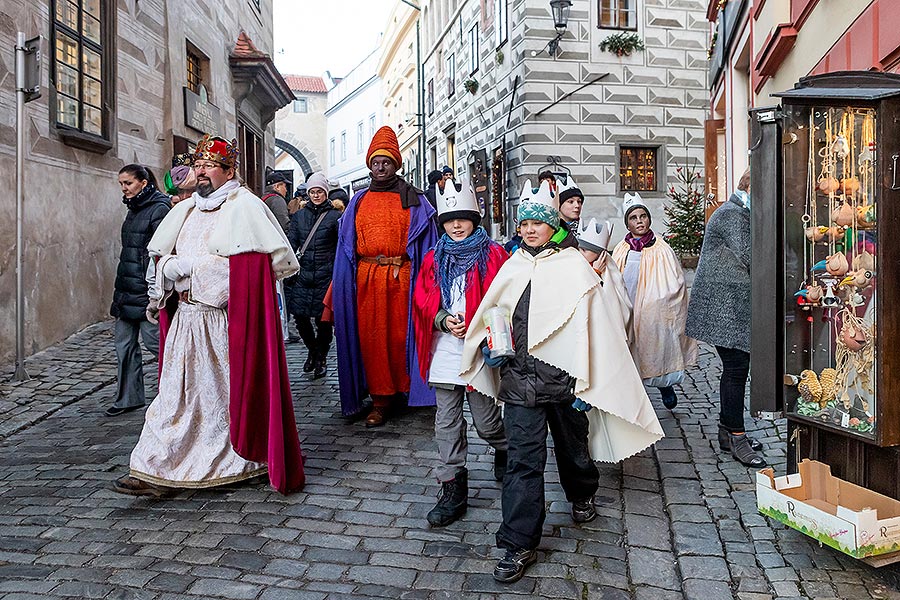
460;246;664;462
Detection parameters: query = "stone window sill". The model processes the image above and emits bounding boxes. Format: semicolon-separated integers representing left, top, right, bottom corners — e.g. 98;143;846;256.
57;127;113;154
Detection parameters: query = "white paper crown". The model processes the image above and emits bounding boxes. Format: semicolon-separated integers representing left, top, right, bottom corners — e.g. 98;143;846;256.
576;218;613;252
622;191;647;215
435;177;481;216
518;179;559;211
556;174;579;196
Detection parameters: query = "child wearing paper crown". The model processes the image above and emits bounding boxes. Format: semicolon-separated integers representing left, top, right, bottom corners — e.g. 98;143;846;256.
611;192;697;410
412;178;509;529
459;180;664;584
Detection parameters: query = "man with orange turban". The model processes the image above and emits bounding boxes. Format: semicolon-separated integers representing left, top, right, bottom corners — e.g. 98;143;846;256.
332;126;438;426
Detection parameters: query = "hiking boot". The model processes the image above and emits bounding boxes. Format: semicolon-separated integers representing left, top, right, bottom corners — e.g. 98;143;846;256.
493;548;537;583
728;432;767;468
426;469;468;527
718;425;762;452
572;497;597;523
660;386;678;409
494;449;508;482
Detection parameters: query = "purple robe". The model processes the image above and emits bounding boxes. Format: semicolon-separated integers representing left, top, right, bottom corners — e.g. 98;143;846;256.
332;187;438;416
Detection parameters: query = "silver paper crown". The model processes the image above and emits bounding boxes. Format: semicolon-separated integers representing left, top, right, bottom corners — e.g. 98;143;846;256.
435;176;481;216
576;217;613;252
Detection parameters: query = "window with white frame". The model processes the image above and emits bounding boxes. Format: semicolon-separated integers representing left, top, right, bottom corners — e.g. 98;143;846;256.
598;0;637;30
340;130;347;161
468;25;479;74
369;114;376;139
330;138;335;166
292;97;308;113
495;0;508;47
357;122;364;154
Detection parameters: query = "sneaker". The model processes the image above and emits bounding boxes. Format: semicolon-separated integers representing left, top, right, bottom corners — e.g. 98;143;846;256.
493;449;508;482
572;497;597;523
426;469;468;527
660;386;678;409
303;350;317;373
493;548;537;583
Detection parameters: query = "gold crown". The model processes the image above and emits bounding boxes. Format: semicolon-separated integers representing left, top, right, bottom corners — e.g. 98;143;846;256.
194;134;239;168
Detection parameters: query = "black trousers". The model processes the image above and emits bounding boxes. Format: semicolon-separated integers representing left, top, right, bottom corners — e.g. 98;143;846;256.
496;402;600;551
295;315;333;356
715;345;750;432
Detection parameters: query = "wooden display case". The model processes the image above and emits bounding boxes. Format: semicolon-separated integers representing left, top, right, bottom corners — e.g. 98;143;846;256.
750;72;900;500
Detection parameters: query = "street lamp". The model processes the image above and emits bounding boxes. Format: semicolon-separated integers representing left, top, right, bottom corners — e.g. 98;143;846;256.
550;0;572;31
534;0;572;57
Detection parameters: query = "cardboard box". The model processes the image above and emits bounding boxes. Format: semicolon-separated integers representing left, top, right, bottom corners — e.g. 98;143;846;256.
756;459;900;562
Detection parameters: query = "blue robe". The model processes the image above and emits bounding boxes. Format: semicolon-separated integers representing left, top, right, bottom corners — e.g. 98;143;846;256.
332;187;438;416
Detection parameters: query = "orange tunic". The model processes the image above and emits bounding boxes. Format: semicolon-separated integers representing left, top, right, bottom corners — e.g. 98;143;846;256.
355;191;412;396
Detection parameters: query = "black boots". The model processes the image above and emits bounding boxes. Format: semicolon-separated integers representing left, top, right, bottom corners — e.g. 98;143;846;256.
427;469;468;527
718;425;766;468
660;386;678;409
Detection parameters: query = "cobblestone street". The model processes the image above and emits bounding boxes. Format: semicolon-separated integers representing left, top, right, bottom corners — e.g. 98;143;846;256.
1;321;899;599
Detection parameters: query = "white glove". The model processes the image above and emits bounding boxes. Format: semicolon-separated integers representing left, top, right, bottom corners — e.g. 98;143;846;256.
162;255;193;281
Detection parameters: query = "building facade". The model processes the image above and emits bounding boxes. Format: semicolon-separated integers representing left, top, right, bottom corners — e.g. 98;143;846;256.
274;75;330;187
706;0;898;200
0;0;290;362
325;50;384;193
377;4;422;186
416;0;708;239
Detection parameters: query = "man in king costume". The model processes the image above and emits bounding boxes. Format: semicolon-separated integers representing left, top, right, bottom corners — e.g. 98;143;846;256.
333;126;438;427
112;134;305;496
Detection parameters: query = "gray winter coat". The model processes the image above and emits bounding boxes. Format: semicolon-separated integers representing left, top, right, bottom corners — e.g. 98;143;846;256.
685;194;750;352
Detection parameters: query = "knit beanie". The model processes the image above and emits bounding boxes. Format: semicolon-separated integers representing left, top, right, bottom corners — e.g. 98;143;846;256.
517;201;559;230
623;192;652;226
306;172;329;194
366;126;402;167
559;186;584;203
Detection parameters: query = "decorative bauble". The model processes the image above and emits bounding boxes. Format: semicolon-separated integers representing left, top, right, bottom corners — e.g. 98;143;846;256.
832;201;855;226
818;176;840;194
840;323;868;352
825;252;849;277
853;250;875;271
841;177;860;196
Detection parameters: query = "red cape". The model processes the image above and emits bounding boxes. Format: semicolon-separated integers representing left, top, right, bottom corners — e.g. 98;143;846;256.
157;252;305;494
412;242;508;382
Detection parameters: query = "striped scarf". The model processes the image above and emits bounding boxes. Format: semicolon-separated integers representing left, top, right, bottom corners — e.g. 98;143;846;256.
433;227;491;309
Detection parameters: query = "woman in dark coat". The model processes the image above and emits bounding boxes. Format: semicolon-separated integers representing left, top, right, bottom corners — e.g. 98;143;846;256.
108;164;170;416
287;172;342;379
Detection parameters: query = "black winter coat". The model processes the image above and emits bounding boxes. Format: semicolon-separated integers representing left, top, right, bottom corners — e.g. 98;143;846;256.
497;245;576;406
111;186;171;321
286;199;340;318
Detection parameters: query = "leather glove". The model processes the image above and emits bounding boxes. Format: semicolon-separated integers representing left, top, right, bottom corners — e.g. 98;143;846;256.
572;398;593;412
145;306;159;325
482;345;510;369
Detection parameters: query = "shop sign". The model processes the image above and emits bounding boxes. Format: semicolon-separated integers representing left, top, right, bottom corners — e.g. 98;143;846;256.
184;85;220;134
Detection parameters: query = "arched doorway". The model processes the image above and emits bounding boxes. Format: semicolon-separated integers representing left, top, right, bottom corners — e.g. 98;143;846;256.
275;138;313;178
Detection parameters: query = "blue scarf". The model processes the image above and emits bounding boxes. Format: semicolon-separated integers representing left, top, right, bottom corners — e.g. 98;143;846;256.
433;227;491;309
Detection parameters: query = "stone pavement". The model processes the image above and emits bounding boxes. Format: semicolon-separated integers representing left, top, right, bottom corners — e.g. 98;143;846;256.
1;321;900;599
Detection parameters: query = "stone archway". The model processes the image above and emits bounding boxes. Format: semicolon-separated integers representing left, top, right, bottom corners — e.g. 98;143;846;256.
275;138;313;177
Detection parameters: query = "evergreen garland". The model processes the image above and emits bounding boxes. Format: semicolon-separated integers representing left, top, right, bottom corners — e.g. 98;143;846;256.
663;163;705;256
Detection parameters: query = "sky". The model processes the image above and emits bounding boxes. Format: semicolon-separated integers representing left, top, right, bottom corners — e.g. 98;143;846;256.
273;0;390;79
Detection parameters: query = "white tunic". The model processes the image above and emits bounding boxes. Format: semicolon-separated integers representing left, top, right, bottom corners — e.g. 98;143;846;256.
428;275;467;386
130;207;266;488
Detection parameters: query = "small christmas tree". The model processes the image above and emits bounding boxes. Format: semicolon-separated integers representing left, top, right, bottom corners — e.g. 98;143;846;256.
663;163;705;257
